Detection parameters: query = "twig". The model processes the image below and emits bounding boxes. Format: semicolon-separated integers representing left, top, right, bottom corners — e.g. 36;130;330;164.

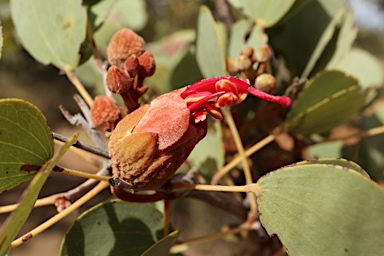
170;224;253;254
11;182;109;249
317;125;384;145
211;133;277;184
222;108;258;218
64;67;94;107
53;132;109;159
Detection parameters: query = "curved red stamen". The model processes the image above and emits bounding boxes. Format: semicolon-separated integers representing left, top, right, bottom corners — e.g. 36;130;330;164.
248;87;291;107
187;91;225;112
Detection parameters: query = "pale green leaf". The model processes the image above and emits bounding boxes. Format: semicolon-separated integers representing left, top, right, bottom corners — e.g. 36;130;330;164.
0;99;54;193
60;200;164;256
284;71;371;134
336;47;384;89
10;0;86;69
196;6;226;78
256;164;384;255
228;20;268;58
141;231;179;256
227;0;297;27
293;158;369;177
306;141;343;159
0;134;78;255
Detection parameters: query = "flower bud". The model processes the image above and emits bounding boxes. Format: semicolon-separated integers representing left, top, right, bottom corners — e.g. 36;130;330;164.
255;44;272;63
124;54;139;78
109;90;207;189
107;28;146;68
90;96;122;132
138;51;156;77
255;73;276;93
106;66;134;94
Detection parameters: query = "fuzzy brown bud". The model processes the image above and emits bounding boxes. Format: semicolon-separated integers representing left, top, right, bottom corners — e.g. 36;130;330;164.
138;51;156;77
91;96;122;132
124;54;139;77
107;29;146;68
106;66;134;94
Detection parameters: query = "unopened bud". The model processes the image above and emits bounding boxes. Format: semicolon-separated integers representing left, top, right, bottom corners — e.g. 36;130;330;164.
138;51;156;77
106;66;134;94
255;73;276;93
107;28;146;68
255;44;272;63
124;54;139;77
90;96;122;132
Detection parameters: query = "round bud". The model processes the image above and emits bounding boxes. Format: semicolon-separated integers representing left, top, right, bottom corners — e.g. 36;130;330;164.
138;51;156;77
107;29;146;68
106;66;134;94
255;73;276;93
124;54;139;78
90;96;122;132
255;44;272;63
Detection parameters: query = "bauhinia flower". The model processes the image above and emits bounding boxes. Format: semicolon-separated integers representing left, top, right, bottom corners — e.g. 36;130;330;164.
108;76;291;191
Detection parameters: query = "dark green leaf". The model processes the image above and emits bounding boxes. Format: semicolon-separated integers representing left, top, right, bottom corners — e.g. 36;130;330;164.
196;6;226;78
256;164;384;255
141;231;179;256
10;0;86;69
0;134;78;255
284;71;371;134
0;99;54;193
60;200;164;256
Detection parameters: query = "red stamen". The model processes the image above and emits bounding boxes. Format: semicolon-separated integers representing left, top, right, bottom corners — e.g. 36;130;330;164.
248;87;291;107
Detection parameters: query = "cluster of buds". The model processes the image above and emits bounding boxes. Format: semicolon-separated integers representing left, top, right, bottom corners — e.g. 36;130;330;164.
106;28;156;112
227;44;277;94
109;76;291;193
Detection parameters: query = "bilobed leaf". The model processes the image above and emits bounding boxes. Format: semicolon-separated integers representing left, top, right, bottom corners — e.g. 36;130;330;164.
284;71;371;134
0;99;54;193
0;134;78;255
196;6;226;78
85;0;115;31
227;0;297;28
141;231;179;256
255;163;384;255
10;0;86;69
109;0;148;31
228;20;268;58
60;200;164;256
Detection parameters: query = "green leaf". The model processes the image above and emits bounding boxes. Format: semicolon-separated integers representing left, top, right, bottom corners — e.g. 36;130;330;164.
306;141;343;159
10;0;86;69
0;134;78;255
268;0;346;76
109;0;148;31
189;120;224;179
284;71;371;134
60;200;164;256
310;11;358;76
0;99;54;193
141;231;179;256
255;164;384;255
336;47;384;89
293;158;369;177
196;6;226;78
85;0;115;31
228;20;268;58
227;0;298;28
301;10;343;78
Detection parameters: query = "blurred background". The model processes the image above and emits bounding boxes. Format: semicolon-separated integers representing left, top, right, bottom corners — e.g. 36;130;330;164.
1;0;384;255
